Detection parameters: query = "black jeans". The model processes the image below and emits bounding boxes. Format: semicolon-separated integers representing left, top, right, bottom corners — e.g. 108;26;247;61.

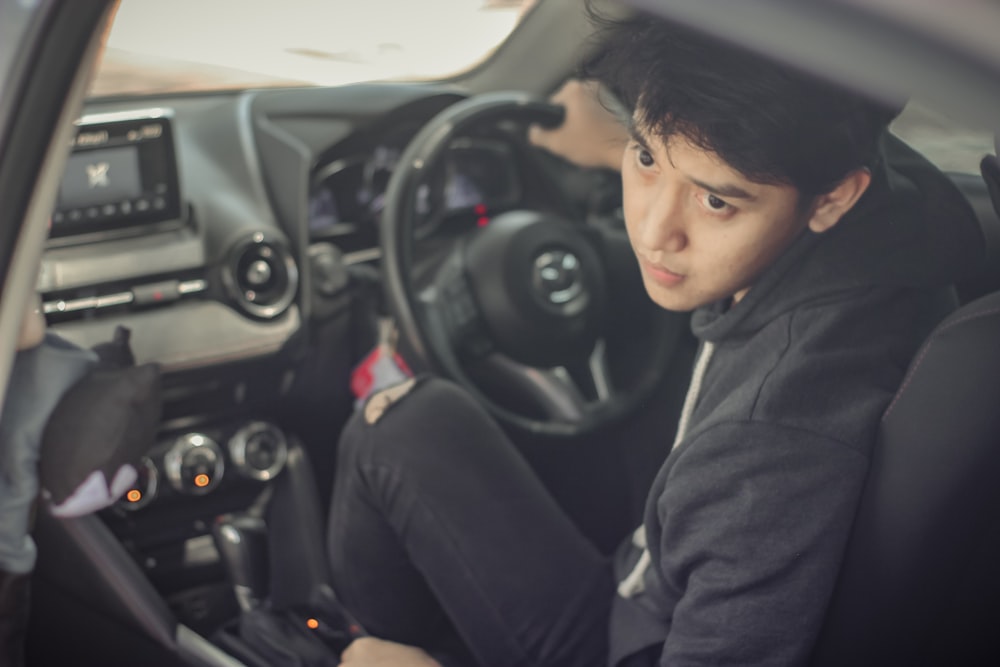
327;376;614;667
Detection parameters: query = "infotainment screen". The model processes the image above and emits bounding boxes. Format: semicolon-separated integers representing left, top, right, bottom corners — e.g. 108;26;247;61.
51;110;182;239
59;146;142;207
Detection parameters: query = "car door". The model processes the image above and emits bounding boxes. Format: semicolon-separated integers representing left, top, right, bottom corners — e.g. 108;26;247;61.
0;0;115;662
0;0;115;412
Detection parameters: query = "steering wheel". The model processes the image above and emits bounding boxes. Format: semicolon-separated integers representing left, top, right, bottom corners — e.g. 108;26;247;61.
381;91;680;436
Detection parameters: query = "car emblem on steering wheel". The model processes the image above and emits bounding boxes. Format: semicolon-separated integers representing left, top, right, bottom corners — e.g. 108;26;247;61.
532;249;584;307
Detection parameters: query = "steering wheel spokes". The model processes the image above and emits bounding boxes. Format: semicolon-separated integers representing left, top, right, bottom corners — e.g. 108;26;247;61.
473;337;613;425
586;338;613;403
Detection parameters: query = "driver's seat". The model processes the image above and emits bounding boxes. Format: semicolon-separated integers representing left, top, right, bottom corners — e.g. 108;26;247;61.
810;142;1000;666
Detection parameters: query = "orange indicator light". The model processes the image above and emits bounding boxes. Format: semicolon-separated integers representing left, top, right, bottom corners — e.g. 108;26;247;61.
126;489;142;503
194;474;211;488
306;618;319;630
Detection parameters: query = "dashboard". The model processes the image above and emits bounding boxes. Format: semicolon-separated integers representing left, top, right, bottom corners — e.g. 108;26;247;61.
34;82;567;638
41;85;539;370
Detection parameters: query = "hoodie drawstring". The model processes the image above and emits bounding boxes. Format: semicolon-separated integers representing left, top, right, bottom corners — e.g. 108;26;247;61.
617;341;715;598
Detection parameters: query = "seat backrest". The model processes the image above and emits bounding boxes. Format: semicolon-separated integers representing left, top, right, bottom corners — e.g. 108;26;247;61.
811;140;1000;666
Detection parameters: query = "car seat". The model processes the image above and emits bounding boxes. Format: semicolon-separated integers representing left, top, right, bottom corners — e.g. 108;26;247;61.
810;138;1000;666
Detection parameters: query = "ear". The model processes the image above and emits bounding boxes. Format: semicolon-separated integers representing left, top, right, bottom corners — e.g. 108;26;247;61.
806;168;873;234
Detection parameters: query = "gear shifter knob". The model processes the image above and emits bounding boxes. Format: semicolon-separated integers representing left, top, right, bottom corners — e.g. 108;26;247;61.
213;513;269;612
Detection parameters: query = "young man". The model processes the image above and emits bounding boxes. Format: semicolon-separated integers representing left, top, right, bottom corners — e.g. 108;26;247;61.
330;11;983;667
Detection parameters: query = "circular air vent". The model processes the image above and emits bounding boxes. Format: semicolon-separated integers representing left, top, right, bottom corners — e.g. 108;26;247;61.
223;232;299;319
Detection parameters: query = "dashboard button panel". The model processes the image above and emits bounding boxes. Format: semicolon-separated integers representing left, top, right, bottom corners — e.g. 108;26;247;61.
228;421;288;481
115;456;159;511
164;433;225;495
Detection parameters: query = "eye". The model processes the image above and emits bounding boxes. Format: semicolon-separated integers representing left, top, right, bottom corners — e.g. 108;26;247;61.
706;194;728;210
628;141;655;169
700;192;735;214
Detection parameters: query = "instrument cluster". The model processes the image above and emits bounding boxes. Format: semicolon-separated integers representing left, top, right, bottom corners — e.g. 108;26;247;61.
308;135;521;246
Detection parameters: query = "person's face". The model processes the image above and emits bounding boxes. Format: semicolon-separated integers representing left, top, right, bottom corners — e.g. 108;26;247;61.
621;123;810;312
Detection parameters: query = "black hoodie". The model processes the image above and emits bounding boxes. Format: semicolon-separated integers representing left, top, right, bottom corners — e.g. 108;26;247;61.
608;134;985;666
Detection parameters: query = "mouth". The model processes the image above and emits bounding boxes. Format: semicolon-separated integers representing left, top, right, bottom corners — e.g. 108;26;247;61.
638;257;685;286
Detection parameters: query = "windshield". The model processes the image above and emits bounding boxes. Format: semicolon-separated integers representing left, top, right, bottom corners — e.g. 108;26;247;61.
91;0;534;97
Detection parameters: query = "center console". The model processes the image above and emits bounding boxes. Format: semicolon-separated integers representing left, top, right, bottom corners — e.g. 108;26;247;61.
28;106;354;666
103;419;292;632
31;424;353;666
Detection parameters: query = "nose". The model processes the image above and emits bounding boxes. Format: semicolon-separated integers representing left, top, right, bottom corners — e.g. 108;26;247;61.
636;186;687;255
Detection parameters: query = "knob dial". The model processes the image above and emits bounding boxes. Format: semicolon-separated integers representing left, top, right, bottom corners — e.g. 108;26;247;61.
228;422;288;481
116;457;158;511
164;433;224;495
246;260;272;286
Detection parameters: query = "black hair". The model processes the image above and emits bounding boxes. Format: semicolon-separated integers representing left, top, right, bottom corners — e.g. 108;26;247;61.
580;6;901;197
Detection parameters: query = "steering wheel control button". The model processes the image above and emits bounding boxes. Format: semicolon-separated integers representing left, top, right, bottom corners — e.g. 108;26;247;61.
443;281;476;328
532;250;586;312
228;422;289;481
116;457;158;511
164;433;225;495
432;258;492;358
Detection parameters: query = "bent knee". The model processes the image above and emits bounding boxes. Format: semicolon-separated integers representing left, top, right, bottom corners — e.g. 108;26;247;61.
337;375;495;467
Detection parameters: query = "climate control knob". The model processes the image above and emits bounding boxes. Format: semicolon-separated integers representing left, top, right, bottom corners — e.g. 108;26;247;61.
228;422;288;481
164;433;224;495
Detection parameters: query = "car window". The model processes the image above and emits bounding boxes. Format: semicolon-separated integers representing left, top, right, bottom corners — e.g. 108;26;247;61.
891;101;995;175
89;0;537;97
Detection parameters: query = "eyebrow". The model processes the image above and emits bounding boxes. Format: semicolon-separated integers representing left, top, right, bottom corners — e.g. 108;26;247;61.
626;118;649;146
686;176;757;201
628;118;757;202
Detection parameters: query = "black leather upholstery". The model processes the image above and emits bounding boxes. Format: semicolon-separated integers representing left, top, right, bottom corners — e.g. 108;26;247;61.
811;282;1000;663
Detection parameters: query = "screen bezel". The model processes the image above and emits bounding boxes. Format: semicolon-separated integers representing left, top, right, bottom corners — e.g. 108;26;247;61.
49;109;182;240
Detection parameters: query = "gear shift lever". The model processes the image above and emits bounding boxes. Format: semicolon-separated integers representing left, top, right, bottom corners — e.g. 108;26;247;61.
213;514;347;665
213;513;270;612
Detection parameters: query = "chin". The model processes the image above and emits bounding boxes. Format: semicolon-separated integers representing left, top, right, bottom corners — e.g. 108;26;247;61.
643;282;702;312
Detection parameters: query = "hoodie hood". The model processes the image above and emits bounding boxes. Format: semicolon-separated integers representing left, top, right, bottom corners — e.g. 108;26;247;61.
692;133;985;342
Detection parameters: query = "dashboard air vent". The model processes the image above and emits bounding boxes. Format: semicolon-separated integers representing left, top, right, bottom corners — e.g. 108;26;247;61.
223;232;298;319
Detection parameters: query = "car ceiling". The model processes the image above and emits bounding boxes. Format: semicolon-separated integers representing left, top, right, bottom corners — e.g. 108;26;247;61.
626;0;1000;140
